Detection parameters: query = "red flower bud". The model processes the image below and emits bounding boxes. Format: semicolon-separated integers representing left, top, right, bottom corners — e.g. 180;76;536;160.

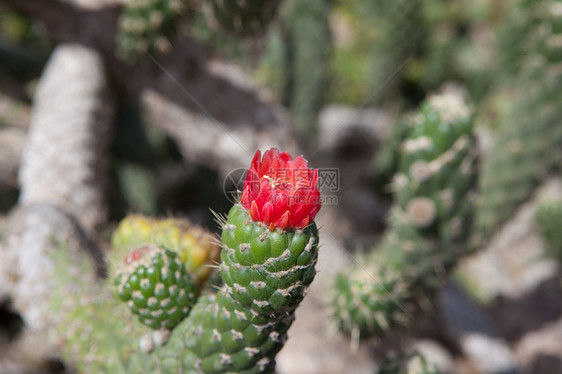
240;148;321;230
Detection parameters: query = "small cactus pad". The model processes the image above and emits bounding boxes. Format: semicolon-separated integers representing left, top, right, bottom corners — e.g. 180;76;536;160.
114;244;197;330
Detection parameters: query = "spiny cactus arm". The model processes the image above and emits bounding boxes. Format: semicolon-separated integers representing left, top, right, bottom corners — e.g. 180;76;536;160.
368;0;423;103
495;0;545;80
0;204;105;334
18;43;114;235
177;149;321;372
332;90;477;339
180;204;318;372
283;0;333;138
474;2;562;244
48;244;148;374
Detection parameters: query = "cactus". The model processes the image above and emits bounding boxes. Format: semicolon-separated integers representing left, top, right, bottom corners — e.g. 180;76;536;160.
377;351;442;374
282;0;333;138
535;198;562;261
110;214;220;284
206;0;282;37
114;245;198;330
474;0;562;244
367;0;423;103
371;118;411;195
116;0;188;62
47;148;321;373
495;0;545;80
333;90;477;338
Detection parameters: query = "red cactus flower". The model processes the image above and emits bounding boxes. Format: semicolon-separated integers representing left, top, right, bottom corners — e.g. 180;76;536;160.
240;148;321;230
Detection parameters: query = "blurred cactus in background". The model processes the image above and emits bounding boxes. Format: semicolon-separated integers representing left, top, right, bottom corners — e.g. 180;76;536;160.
332;90;477;339
116;0;189;61
535;198;562;261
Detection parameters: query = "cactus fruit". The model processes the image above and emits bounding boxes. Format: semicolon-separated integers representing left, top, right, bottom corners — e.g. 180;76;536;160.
206;0;281;37
333;90;477;339
116;0;188;61
114;244;198;330
47;148;321;373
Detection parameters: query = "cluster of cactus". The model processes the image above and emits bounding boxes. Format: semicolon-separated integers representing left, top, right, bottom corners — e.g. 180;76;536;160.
332;91;477;338
116;0;283;62
205;0;282;37
473;0;562;245
46;148;321;373
115;0;189;61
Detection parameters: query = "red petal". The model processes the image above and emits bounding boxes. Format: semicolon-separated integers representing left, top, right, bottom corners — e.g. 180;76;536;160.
261;202;275;225
260;148;278;175
292;155;308;170
276;211;291;230
296;216;310;229
250;150;261;171
249;200;261;221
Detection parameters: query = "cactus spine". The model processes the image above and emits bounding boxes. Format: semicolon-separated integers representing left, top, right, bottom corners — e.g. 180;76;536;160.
333;91;477;338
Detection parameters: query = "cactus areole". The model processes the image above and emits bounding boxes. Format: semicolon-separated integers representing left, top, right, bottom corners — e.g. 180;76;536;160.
240;148;321;231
